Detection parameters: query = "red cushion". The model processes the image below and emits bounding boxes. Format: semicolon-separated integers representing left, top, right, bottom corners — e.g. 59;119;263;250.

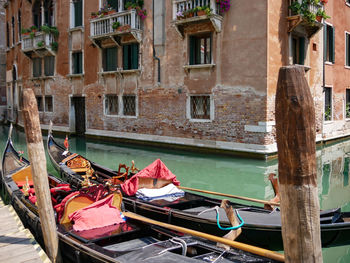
16;181;34;187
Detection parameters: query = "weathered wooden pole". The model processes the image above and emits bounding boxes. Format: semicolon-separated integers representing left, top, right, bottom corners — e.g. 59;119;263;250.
23;89;60;263
275;66;322;262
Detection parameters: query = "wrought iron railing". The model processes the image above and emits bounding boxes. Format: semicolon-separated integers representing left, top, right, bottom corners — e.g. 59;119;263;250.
90;9;140;38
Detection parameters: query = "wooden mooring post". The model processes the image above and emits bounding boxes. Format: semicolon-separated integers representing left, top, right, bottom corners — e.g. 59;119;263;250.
275;66;322;262
22;89;61;263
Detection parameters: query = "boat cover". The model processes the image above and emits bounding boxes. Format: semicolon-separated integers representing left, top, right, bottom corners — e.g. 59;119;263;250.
136;183;184;201
69;194;125;231
121;159;180;196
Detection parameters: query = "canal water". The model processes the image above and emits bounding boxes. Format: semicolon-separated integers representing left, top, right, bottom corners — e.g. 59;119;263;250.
0;124;349;262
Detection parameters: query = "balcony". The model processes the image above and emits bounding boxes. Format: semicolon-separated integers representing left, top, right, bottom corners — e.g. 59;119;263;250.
287;0;325;38
172;0;223;38
21;32;57;57
90;9;142;47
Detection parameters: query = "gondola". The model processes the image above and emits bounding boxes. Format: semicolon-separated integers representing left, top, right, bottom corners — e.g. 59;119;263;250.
0;127;284;263
47;131;350;251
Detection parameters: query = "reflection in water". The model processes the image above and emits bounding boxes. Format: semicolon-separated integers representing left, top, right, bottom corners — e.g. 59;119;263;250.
0;125;349;262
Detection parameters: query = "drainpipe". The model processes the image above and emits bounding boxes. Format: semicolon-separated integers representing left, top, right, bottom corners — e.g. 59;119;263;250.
152;0;161;84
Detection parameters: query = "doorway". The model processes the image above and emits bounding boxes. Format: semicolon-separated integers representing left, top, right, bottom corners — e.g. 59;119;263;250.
71;96;85;135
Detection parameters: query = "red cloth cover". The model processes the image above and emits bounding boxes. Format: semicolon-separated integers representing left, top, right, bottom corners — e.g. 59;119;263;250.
121;159;180;196
68;194;124;231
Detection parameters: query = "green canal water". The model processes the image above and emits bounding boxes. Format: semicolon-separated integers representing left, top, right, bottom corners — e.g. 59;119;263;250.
1;124;350;262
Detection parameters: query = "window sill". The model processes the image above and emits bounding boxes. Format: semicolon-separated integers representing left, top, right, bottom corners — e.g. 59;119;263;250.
119;115;137;119
69;26;84;33
345;66;350;70
325;61;334;65
30;76;55;81
98;71;119;76
120;69;141;74
189;118;212;123
292;64;311;72
183;64;215;72
67;74;84;79
346;2;350;8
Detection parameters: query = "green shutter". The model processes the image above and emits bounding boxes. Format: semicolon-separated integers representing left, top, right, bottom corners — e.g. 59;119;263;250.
79;52;83;73
108;47;117;71
189;36;195;65
123;45;129;70
330;26;335;63
74;0;83;27
131;44;139;69
299;37;305;65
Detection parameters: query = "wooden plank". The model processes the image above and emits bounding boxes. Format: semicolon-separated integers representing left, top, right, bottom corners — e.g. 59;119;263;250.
275;66;322;262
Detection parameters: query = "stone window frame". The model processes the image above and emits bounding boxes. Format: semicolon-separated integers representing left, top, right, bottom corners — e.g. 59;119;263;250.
103;94;138;118
36;95;54;113
70;0;84;29
188;32;213;66
345;31;350;68
345;89;350;119
186;94;214;122
122;94;137;118
44;95;54;113
71;51;84;75
324;22;335;64
104;94;119;116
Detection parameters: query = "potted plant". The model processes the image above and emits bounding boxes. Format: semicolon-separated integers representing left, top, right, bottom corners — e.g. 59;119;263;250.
216;0;230;13
196;6;206;16
21;28;31;35
50;26;59;38
37;41;44;48
176;10;184;20
29;31;35;39
30;25;38;32
40;25;51;34
51;41;58;51
137;8;147;20
316;9;330;22
112;21;121;30
91;12;97;18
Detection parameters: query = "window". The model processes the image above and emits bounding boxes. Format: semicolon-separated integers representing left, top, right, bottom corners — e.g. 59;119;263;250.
123;43;139;70
12;17;15;45
291;35;305;65
18;11;21;41
325;24;335;63
107;0;118;11
36;96;43;112
190;95;211;120
44;0;54;26
72;52;83;74
189;34;212;65
324;87;332;121
33;58;42;77
73;0;83;27
6;23;9;47
124;0;136;9
346;89;350;118
33;0;42;28
123;95;136;116
105;95;118;115
44;56;55;76
45;96;53;112
346;32;350;67
103;47;117;71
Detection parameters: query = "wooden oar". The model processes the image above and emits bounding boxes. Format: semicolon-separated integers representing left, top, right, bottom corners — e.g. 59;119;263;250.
178;186;280;207
124;211;284;262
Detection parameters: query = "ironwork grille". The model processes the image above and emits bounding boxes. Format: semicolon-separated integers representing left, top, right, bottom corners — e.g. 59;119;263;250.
190;95;210;119
123;95;136;116
105;95;119;115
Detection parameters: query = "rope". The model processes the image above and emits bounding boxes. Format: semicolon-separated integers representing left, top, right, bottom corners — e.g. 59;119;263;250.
198;206;245;231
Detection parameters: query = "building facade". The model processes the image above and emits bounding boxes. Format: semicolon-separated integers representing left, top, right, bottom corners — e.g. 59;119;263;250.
0;0;7;120
4;0;337;158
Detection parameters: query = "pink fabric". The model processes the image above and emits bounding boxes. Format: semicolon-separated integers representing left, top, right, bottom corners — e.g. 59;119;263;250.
69;195;124;231
121;159;180;196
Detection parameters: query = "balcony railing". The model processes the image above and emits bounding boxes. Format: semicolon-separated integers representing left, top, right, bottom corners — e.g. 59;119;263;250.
90;9;140;39
21;32;55;53
172;0;220;20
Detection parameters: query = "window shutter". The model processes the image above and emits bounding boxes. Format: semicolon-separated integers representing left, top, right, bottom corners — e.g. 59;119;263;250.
330;26;335;63
108;47;117;71
299;37;305;65
347;34;350;67
74;0;83;27
131;44;139;69
123;45;129;70
324;25;327;62
78;52;83;73
189;36;195;65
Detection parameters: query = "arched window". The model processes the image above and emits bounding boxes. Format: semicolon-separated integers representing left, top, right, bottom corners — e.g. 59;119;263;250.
32;0;42;28
44;0;54;26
